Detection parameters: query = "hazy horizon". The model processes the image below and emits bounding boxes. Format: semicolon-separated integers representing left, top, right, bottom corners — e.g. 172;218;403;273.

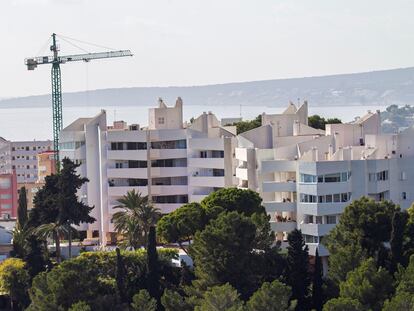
2;0;414;98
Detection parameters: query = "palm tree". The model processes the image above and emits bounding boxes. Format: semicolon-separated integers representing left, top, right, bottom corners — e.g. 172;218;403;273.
112;190;161;249
35;222;75;263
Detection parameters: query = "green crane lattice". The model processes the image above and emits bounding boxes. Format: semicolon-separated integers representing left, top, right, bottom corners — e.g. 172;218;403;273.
25;33;133;170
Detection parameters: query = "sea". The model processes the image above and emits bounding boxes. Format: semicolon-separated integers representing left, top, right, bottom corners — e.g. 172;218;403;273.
0;104;384;141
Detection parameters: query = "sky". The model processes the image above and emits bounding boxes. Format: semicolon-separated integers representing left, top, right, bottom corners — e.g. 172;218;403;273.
1;0;414;98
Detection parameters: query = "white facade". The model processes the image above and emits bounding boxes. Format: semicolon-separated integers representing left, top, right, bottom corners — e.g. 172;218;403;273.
235;102;414;259
0;137;53;183
59;98;237;244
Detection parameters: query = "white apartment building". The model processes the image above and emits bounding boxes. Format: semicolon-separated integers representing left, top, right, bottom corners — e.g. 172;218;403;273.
235;101;414;267
59;98;237;245
0;137;53;183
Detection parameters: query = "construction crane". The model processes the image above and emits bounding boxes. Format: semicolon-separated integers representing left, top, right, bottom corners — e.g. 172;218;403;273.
25;33;132;168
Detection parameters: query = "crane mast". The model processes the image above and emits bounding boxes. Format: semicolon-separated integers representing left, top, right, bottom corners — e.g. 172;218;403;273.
25;33;132;169
51;33;63;160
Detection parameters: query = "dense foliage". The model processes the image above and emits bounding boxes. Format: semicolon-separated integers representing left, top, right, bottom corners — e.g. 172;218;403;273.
112;190;161;249
232;115;262;134
5;186;414;310
308;115;342;130
381;104;414;133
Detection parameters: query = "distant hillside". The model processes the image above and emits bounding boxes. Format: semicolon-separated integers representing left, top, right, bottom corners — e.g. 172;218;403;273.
2;67;414;108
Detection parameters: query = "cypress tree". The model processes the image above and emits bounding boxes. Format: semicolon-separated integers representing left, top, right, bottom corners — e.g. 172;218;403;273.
17;187;28;228
115;247;126;303
285;229;310;311
147;226;160;308
312;249;324;311
390;211;407;271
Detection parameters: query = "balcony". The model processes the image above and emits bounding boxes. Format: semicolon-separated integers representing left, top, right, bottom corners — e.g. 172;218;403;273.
188;138;223;150
262;181;296;193
189;176;225;188
188;158;224;169
108;186;148;197
298;202;347;216
300;223;336;236
155;203;183;214
307;243;329;257
151;185;188;196
262;160;296;173
189;194;208;202
150;167;187;178
107;168;147;179
263;201;296;213
107;150;147;161
270;221;296;233
150;149;187;159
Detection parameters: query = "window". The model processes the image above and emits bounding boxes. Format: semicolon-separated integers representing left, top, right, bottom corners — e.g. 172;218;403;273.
341;193;350;202
401;171;407;181
377;170;389;181
152;195;188;204
213;169;225;176
1;204;11;209
300;194;317;203
0;194;11;199
200;151;207;158
25;146;29;151
315;216;322;224
151;140;186;149
303;235;319;243
317;175;324;183
326;215;337;224
0;178;11;190
333;194;340;202
324;173;341;183
300;174;317;183
158;117;165;124
326;194;332;203
402;192;407;200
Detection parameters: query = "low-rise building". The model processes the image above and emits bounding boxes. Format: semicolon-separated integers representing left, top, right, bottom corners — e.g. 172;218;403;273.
0;172;17;219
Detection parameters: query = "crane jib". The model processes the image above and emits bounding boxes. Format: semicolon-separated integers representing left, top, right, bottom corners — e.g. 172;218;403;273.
24;33;132;170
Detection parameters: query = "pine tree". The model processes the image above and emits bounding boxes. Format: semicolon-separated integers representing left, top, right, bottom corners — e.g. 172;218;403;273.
312;249;323;311
285;229;310;311
116;247;126;303
147;226;160;309
17;186;28;229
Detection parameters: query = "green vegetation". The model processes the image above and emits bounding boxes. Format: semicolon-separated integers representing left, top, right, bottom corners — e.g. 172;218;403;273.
6;184;414;310
0;258;30;310
381;104;414;133
308;115;342;130
233;115;262;134
112;190;161;248
285;229;310;310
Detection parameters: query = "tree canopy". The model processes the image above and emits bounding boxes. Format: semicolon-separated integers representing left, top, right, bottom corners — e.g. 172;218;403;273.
308;115;342;130
233;115;262;134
